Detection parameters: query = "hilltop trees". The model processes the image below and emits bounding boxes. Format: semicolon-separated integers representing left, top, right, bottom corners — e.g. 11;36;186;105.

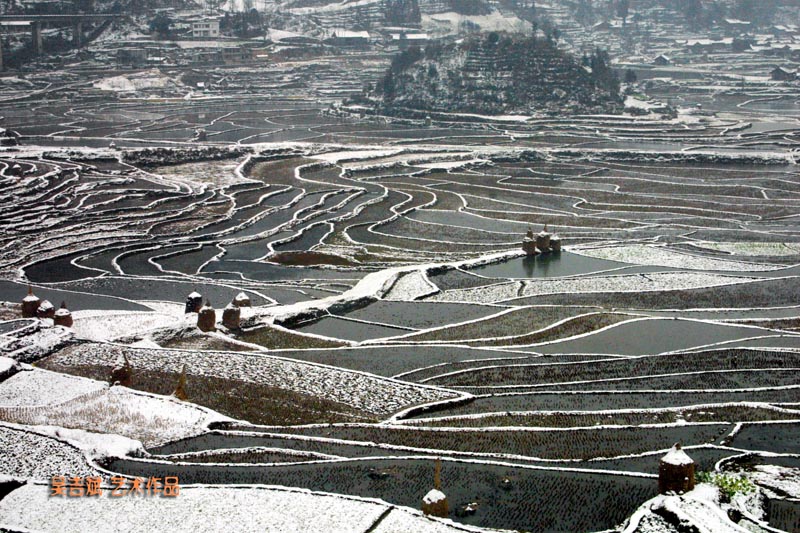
377;33;621;115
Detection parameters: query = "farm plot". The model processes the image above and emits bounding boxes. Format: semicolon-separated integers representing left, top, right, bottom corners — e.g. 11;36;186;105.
429;348;800;388
100;456;656;532
40;343;460;417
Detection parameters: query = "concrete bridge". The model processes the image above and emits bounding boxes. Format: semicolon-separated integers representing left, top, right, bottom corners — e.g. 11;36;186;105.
0;14;126;67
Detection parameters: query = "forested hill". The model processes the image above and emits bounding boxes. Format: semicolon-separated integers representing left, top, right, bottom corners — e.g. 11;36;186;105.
377;33;623;115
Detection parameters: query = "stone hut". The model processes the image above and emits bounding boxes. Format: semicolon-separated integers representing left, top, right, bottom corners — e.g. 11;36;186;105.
522;228;537;256
36;300;55;320
53;302;73;328
21;287;41;318
550;235;562;252
222;302;241;330
110;353;132;387
536;225;551;253
233;292;251;307
197;301;216;332
421;458;449;518
658;443;695;495
185;291;203;314
173;364;188;401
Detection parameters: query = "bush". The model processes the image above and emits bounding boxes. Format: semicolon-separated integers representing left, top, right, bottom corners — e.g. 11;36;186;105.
696;472;755;501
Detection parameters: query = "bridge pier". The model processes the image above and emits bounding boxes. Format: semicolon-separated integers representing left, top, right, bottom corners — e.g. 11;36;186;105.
31;21;43;55
72;21;82;47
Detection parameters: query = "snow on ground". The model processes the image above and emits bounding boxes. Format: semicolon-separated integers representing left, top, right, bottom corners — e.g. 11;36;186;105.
691;242;800;257
372;509;490;533
0;367;106;407
25;425;144;459
423;11;532;35
71;311;187;342
747;464;800;498
621;484;751;533
0;356;18;376
573;245;785;272
0;482;491;533
383;270;439;301
0;385;226;447
428;272;758;303
48;344;458;416
0;423;100;479
93;70;179;93
0;483;423;533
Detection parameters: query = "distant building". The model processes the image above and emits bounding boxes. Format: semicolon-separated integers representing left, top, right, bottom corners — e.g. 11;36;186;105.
192;19;220;39
771;66;796;81
653;54;670;66
391;32;429;50
326;30;370;47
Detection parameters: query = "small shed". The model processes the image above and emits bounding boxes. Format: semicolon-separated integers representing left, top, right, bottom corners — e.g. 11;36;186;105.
233;292;251;307
536;225;551;252
522;228;537;256
222;302;241;330
21;287;41;318
421;458;449;518
658;443;695;494
36;300;55;320
653;54;670;66
185;291;203;314
197;301;216;332
771;66;796;81
53;301;73;328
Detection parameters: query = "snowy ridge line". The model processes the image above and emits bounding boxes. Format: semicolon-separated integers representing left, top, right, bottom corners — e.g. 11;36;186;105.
238;419;730;434
448;368;800;391
391;355;530;381
394;402;800;426
451;274;774;305
118;452;658;480
253;249;521;328
659;334;800;356
379;309;626;347
433;316;799;358
169;421;736;470
467;384;800;398
42;274;274;307
159;445;343;462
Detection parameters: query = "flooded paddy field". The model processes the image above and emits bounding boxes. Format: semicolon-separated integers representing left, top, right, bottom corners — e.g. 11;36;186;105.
1;59;800;533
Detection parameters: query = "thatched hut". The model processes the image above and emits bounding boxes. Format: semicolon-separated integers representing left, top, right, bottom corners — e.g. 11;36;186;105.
222;302;241;330
197;301;216;332
421;458;449;518
185;291;203;314
535;225;551;252
36;300;55;320
522;228;537;256
21;287;41;318
550;235;562;252
53;301;73;328
233;292;251;307
658;443;695;495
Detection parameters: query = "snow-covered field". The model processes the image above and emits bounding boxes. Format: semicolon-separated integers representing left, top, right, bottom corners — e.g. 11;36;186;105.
427;272;760;303
0;483;488;533
573;245;786;272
